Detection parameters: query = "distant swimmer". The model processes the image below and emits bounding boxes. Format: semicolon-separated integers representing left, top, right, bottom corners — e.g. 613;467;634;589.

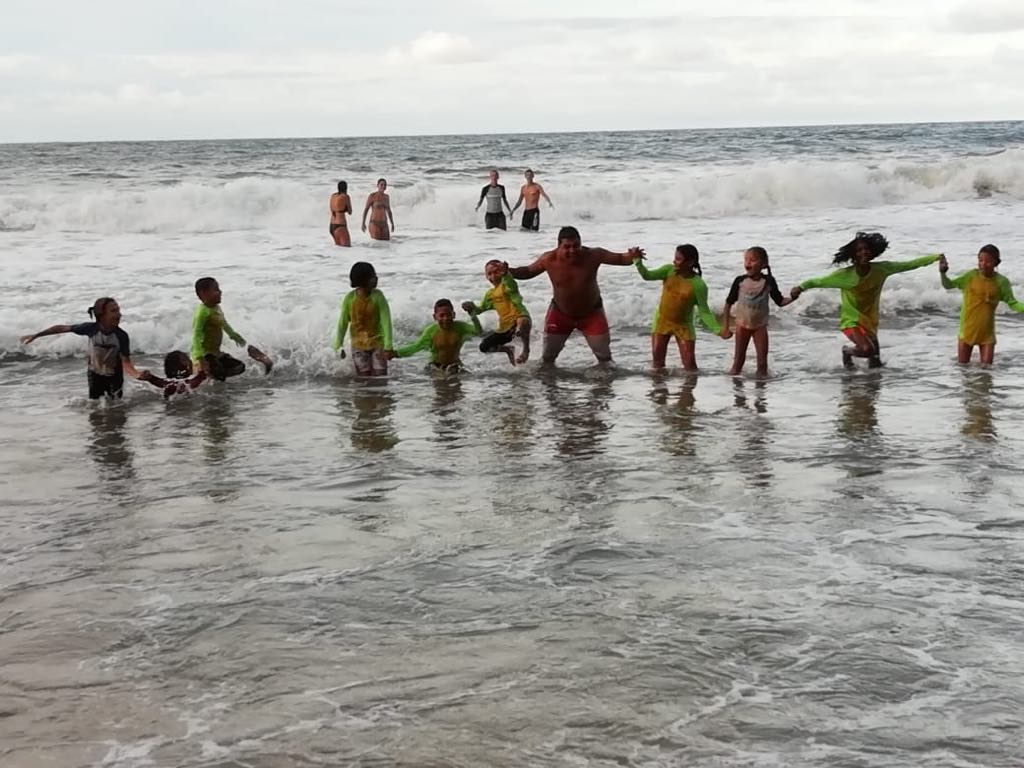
939;244;1024;366
329;181;352;247
20;297;166;399
507;226;644;365
362;178;395;241
510;168;554;232
191;277;273;380
475;170;513;230
789;232;941;369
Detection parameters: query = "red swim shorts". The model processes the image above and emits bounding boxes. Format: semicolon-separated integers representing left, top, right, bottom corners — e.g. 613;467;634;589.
544;301;610;337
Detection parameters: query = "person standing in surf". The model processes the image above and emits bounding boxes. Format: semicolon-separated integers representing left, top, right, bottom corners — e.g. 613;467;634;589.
329;181;352;246
362;178;395;241
789;232;941;368
507;225;644;365
20;297;166;399
720;246;792;376
510;169;554;231
635;244;721;371
475;170;513;230
939;244;1024;366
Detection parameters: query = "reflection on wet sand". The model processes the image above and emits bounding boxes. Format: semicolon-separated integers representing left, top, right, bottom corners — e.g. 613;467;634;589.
349;380;399;453
732;378;773;489
836;373;882;441
650;374;698;457
430;374;466;447
542;374;613;460
87;405;134;482
961;369;996;441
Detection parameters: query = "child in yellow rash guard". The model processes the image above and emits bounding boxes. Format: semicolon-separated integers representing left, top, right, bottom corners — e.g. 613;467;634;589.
635;243;720;371
462;259;532;366
394;298;483;372
192;276;273;380
789;231;941;369
334;261;394;376
939;244;1024;366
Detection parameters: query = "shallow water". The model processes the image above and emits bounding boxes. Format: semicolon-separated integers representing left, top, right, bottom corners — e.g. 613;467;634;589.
3;124;1024;766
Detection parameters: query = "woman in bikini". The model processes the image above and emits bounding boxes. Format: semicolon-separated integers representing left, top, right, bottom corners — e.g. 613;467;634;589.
329;180;352;246
362;178;395;241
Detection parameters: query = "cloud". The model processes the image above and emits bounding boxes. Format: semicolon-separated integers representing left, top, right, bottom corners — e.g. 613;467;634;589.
947;1;1024;33
387;31;482;66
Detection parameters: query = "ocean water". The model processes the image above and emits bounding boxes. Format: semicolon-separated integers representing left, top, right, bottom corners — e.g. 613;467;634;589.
2;122;1024;767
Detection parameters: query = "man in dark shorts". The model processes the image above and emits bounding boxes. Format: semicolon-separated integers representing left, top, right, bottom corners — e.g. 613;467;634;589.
475;169;513;230
511;169;554;231
508;226;644;364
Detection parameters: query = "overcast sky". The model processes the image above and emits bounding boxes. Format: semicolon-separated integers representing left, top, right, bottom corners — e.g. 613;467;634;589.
1;0;1022;142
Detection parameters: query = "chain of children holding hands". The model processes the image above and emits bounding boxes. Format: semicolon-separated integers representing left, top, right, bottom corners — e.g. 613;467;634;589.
19;227;1024;400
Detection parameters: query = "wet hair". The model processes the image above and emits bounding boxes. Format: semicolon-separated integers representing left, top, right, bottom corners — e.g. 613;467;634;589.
163;350;192;379
746;245;772;278
484;258;504;271
376;177;386;186
195;276;218;296
337;180;347;194
833;232;889;265
980;243;1001;264
524;168;534;175
349;261;377;288
434;298;454;312
557;226;581;244
675;243;702;276
87;297;117;320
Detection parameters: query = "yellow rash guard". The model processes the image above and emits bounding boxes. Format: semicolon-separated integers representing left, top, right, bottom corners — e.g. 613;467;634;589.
942;268;1024;345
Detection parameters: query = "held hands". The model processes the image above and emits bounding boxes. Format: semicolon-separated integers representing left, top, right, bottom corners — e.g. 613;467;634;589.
461;301;477;314
938;255;948;273
385;349;397;360
361;223;367;232
719;328;733;340
790;286;803;300
627;246;645;261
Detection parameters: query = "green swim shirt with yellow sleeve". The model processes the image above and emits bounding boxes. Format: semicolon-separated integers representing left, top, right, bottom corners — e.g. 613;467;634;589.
798;255;940;335
635;260;720;341
473;275;530;331
942;268;1024;345
191;303;245;361
333;289;394;351
396;321;479;366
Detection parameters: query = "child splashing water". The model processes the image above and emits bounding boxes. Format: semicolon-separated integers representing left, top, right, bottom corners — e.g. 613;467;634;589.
790;232;941;369
721;246;792;376
462;259;531;365
939;244;1024;366
634;244;721;371
394;298;483;373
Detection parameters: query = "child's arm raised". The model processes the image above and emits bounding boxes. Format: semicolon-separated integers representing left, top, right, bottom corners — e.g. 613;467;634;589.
395;324;437;358
20;324;73;344
876;253;942;276
791;266;859;298
634;260;672;281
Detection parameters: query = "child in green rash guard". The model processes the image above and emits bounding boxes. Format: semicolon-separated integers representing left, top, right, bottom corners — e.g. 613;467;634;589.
939;244;1024;366
393;298;482;373
634;244;721;371
191;277;272;381
462;259;532;366
333;261;394;376
789;232;941;369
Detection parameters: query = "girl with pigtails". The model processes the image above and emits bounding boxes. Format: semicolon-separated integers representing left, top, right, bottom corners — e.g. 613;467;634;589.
720;246;792;376
634;244;721;371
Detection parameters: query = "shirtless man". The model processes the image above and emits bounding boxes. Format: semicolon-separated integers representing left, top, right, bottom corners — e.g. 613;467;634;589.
508;226;644;364
510;169;554;232
362;178;395;241
475;170;513;230
329;180;352;246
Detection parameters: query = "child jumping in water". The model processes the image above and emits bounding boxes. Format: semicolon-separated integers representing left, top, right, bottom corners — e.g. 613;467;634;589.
721;246;791;376
20;297;165;399
333;261;394;376
634;244;721;371
160;350;208;396
939;244;1024;365
461;259;531;365
790;232;941;368
192;277;273;380
394;298;482;373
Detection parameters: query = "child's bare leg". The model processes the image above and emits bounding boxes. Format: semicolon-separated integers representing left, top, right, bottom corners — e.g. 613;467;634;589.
247;344;273;373
752;326;770;377
677;338;697;371
843;329;879;368
500;345;515;365
651;334;670;369
979;343;994;366
957;341;973;364
729;326;752;375
515;317;532;364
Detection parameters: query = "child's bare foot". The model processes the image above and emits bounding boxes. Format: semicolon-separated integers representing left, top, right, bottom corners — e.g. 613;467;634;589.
248;345;273;374
728;365;742;376
515;346;530;365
